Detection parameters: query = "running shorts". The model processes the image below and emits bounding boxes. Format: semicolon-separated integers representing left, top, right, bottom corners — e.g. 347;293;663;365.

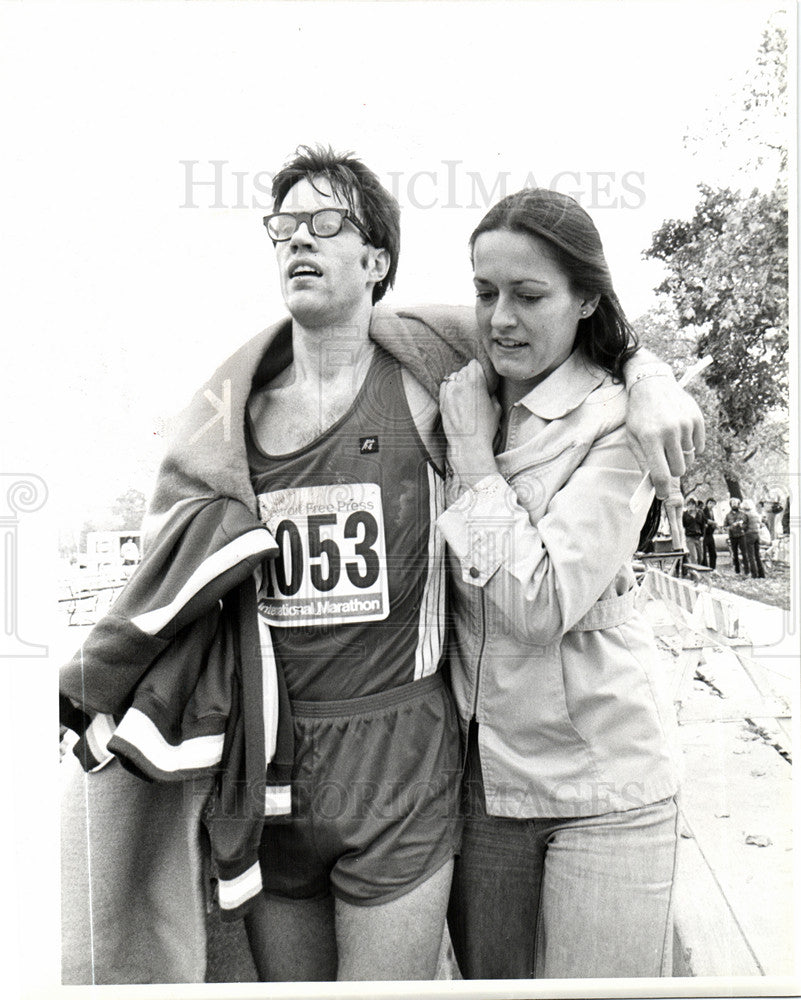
257;672;462;906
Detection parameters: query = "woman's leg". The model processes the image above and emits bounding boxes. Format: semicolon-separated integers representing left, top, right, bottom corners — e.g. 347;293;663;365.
448;724;547;979
535;797;680;979
449;813;547;978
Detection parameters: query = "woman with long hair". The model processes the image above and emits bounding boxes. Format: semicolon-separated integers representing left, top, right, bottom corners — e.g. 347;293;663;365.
438;188;681;979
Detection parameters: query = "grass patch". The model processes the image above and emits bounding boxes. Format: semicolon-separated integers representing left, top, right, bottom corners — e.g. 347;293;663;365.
704;549;791;611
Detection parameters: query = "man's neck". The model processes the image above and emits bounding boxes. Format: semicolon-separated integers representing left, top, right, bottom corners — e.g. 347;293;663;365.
248;302;378;453
288;302;375;386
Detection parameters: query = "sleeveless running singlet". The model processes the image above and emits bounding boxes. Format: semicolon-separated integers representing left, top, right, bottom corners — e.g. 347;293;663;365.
247;347;446;701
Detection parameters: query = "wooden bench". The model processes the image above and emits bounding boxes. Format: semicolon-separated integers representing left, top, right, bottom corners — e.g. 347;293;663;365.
58;579;125;626
58;585;100;626
682;560;714;580
633;549;686;581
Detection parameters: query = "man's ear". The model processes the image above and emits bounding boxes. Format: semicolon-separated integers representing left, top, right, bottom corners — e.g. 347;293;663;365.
367;247;390;285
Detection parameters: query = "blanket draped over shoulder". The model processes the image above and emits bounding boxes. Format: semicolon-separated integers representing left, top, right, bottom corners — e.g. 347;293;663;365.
60;304;487;984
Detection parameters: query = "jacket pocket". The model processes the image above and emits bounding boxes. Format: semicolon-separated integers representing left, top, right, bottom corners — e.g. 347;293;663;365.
567;586;638;632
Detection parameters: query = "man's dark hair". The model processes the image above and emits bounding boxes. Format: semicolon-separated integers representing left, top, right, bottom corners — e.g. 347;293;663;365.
272;145;400;304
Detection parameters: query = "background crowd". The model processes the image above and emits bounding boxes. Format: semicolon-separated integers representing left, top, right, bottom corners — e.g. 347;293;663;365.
681;490;789;579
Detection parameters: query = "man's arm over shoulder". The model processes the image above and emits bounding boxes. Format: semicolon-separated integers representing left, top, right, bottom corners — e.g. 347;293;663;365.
622;348;705;499
370;304;495;399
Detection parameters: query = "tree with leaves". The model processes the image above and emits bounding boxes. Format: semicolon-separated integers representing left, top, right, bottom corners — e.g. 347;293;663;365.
683;13;787;181
80;488;147;551
645;183;788;440
635;306;789;500
643;15;789;502
111;487;148;530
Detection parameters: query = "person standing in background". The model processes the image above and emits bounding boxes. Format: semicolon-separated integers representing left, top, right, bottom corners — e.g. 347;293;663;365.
723;497;748;574
682;497;705;564
760;485;783;540
701;498;718;570
741;498;767;578
120;537;140;566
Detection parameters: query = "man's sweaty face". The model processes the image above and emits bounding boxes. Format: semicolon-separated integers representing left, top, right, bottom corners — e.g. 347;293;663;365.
275;176;374;328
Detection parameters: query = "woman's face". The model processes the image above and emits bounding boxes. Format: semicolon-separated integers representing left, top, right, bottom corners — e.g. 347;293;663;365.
472;229;592;392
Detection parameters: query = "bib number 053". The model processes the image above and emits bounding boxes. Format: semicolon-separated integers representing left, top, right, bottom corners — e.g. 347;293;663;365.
267;510;379;596
256;483;389;626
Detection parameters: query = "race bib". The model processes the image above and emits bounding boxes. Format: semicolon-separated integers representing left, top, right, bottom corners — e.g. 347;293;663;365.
256;482;389;627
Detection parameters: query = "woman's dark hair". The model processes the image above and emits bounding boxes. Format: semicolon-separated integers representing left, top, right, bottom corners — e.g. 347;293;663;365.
272;144;400;304
469;188;638;379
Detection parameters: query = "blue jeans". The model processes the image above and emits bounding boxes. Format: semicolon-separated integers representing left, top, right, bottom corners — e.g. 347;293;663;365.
448;724;679;979
743;532;765;577
729;534;746;573
685;535;704;564
702;532;717;569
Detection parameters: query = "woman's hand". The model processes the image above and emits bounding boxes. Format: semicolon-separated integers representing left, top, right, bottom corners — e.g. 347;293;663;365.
439;360;500;487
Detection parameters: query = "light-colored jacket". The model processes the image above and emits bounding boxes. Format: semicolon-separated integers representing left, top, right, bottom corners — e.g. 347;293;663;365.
437;351;680;818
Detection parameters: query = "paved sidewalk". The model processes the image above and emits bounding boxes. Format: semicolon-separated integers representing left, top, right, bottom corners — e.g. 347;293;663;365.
705;584;798;707
643;587;796;979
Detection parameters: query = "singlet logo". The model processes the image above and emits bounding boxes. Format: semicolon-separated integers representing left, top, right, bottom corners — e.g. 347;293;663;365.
359;436;379;454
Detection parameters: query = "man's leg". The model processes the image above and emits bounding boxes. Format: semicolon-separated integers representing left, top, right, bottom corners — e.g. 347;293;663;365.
244;892;337;981
335;859;453;980
697;536;708;565
730;536;741;573
753;539;766;577
743;535;759;577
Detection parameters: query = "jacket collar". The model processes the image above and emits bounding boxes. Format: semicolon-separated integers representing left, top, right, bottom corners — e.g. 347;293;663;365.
515;350;607;420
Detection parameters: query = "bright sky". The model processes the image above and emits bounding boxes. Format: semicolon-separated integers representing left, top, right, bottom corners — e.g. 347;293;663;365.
0;0;790;537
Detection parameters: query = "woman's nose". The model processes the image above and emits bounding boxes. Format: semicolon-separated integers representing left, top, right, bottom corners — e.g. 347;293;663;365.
491;300;517;330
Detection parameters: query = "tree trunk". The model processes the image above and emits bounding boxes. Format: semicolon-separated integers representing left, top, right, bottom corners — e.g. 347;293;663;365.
724;476;742;499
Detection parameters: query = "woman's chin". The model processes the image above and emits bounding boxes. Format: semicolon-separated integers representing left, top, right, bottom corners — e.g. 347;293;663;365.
490;350;539;382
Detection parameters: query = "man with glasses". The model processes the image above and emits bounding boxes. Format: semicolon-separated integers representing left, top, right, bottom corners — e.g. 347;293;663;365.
61;144;704;984
242;148;461;981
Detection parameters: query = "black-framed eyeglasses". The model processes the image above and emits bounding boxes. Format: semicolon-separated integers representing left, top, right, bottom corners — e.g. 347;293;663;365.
263;208;371;243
